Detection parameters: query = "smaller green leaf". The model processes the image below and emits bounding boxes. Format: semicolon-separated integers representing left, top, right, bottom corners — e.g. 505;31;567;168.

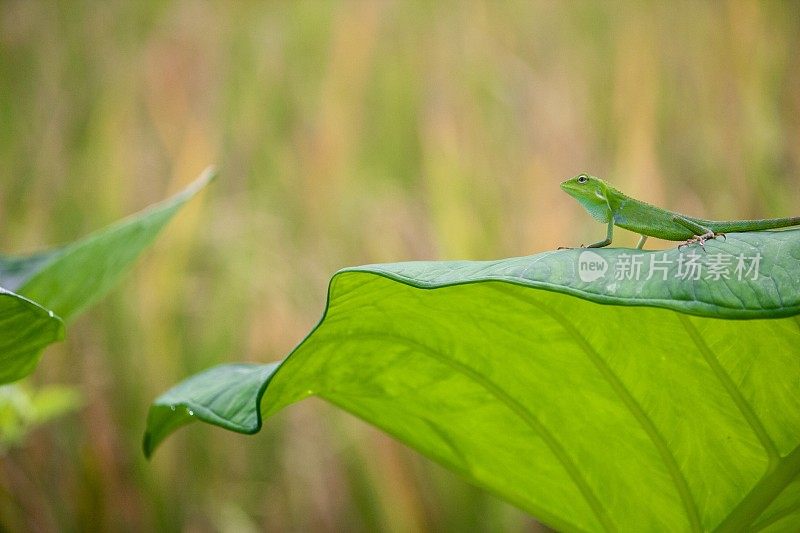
1;167;216;321
27;384;83;423
0;289;64;384
0;167;215;385
144;363;280;458
0;383;82;449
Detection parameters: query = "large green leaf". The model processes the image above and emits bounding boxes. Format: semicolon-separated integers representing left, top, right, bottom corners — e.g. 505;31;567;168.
145;230;800;532
0;167;216;321
0;168;215;384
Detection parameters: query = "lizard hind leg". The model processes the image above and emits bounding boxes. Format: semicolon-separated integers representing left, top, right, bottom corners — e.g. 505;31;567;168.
672;216;724;250
678;230;728;250
678;231;714;250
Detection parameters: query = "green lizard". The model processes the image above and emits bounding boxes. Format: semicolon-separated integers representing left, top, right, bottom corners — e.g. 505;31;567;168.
561;173;800;249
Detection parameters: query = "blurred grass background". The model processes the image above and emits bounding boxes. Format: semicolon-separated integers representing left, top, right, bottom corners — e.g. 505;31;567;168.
1;1;799;531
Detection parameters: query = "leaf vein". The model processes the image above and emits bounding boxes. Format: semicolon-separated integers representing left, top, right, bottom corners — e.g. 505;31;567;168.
317;331;615;532
677;314;780;465
495;286;703;531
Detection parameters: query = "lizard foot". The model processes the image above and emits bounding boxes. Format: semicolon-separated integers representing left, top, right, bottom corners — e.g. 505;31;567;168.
678;231;724;250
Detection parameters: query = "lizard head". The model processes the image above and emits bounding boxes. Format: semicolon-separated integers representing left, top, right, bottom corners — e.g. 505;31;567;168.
560;173;612;222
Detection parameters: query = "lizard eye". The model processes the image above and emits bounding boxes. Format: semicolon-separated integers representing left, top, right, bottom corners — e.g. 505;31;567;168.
577;175;588;184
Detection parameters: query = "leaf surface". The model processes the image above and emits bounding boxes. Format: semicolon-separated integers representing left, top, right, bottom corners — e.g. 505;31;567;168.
145;230;800;532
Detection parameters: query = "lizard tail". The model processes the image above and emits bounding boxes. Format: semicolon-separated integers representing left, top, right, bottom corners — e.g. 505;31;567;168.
705;216;800;233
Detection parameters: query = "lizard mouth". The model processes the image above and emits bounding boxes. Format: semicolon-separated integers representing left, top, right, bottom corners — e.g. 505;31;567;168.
559;179;579;196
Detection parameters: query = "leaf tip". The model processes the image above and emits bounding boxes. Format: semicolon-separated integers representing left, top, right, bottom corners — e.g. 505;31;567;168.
142;432;156;459
198;166;219;186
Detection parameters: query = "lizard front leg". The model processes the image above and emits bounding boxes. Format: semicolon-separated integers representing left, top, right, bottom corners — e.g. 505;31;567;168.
585;220;614;248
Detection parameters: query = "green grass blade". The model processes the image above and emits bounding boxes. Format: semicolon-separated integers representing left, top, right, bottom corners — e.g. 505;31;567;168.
144;230;800;531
